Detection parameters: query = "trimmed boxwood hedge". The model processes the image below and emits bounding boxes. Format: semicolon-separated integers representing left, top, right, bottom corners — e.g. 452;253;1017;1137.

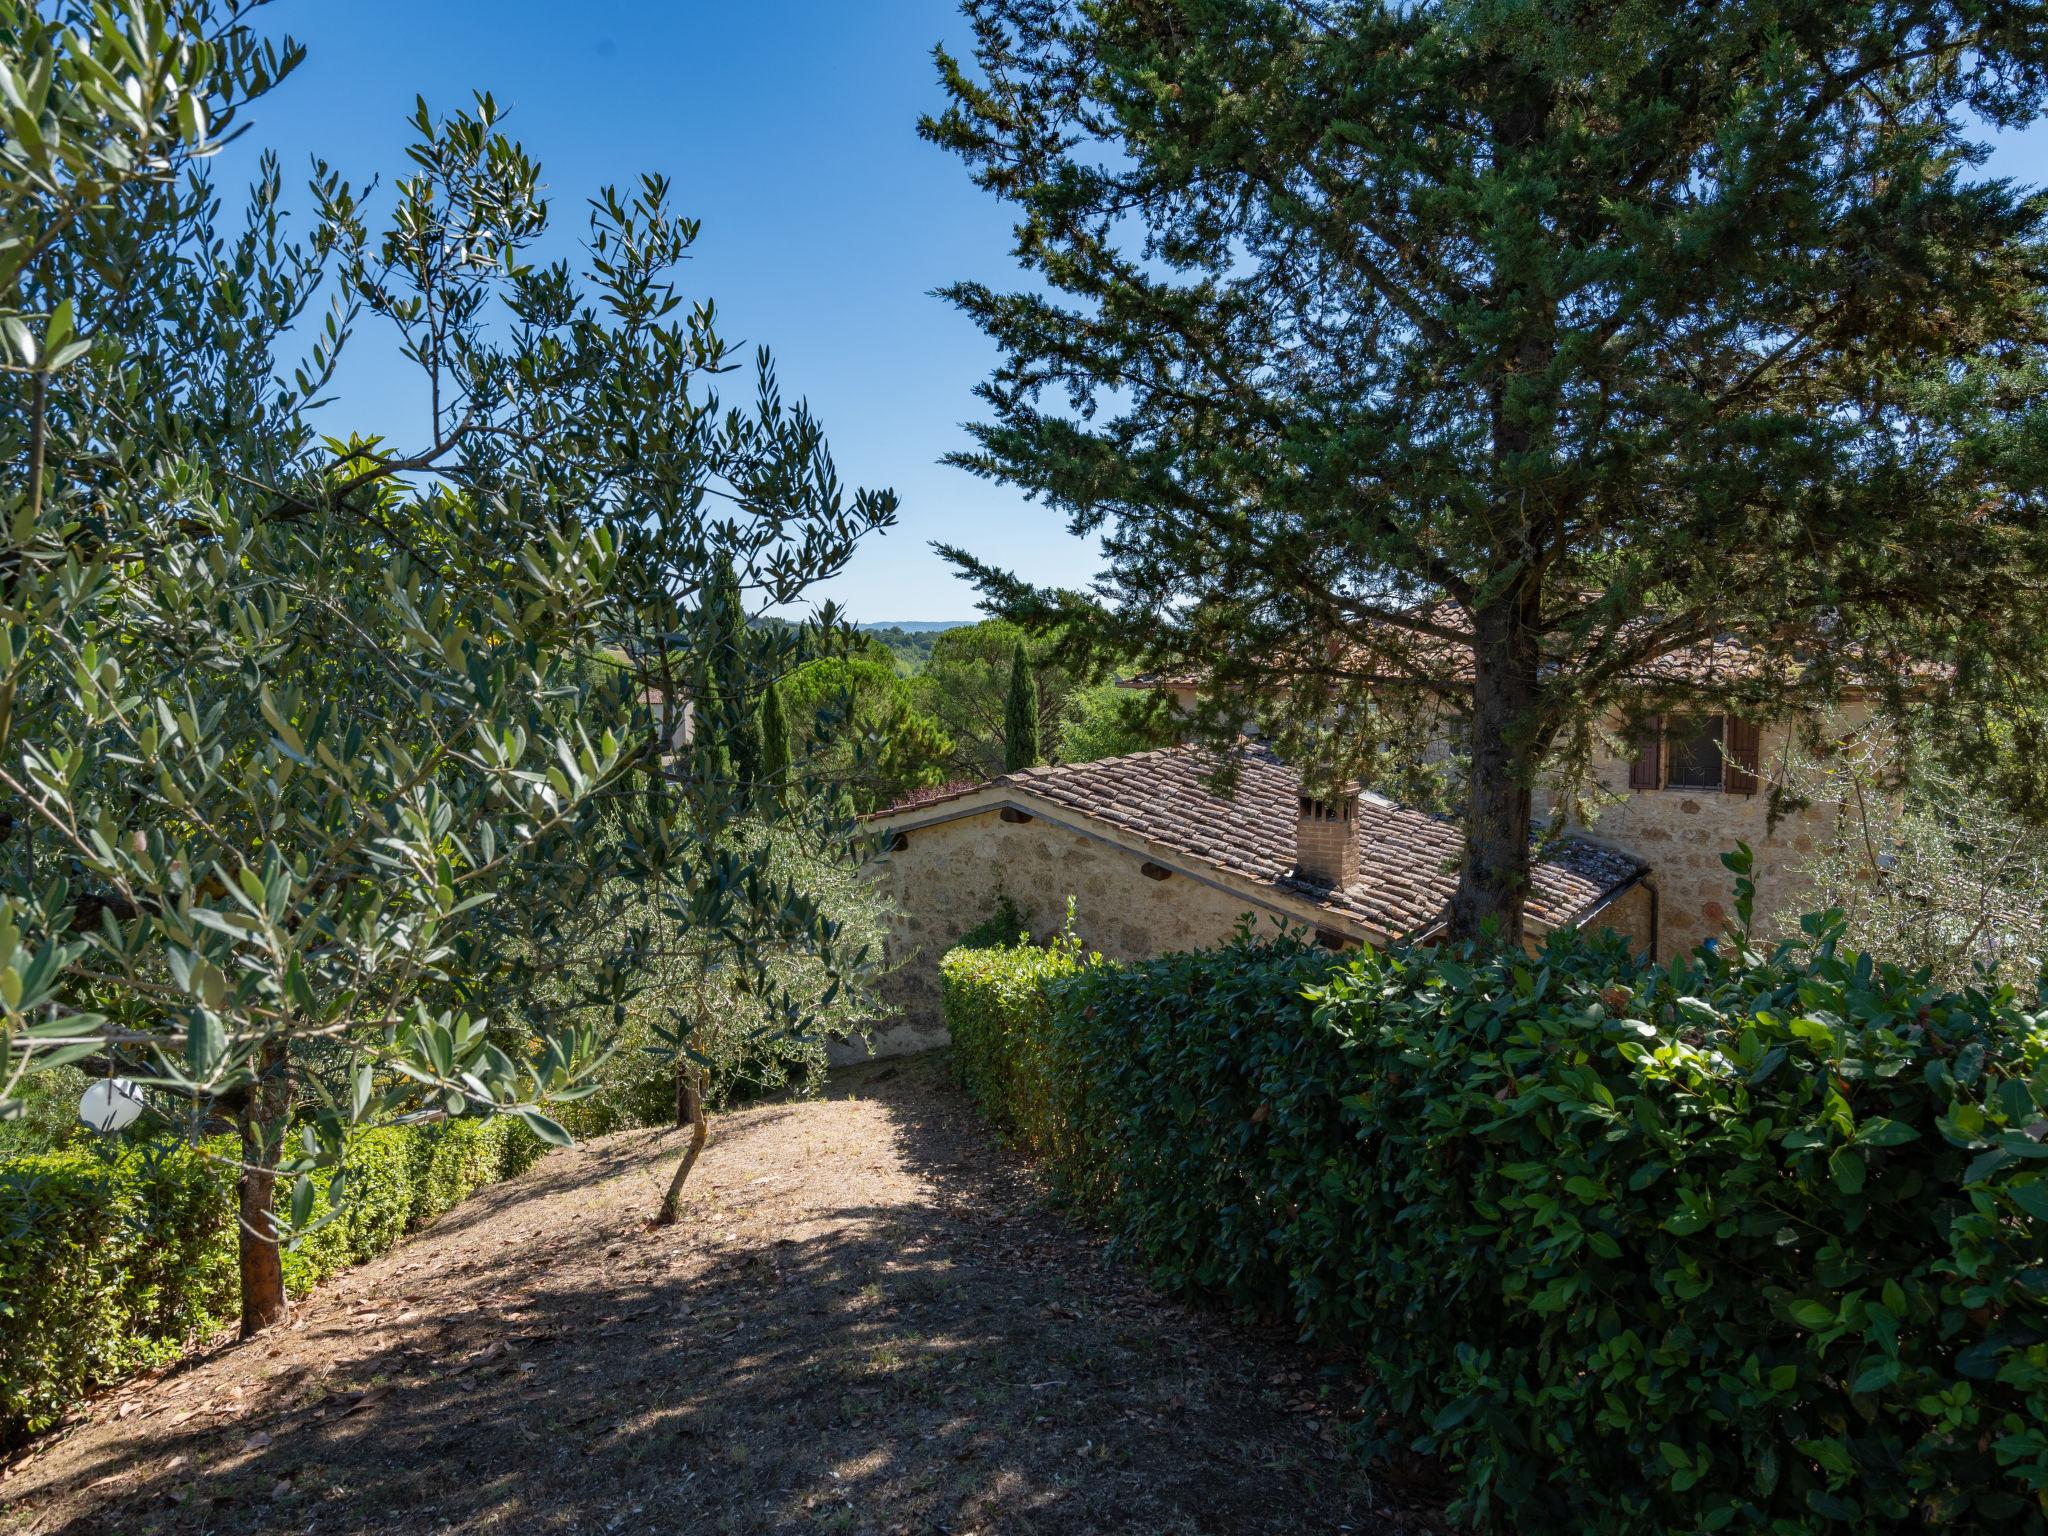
942;906;2048;1533
940;925;1096;1176
0;1114;546;1448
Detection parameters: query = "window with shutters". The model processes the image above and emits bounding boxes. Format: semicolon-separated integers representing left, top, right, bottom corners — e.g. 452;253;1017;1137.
1665;716;1725;789
1627;715;1762;794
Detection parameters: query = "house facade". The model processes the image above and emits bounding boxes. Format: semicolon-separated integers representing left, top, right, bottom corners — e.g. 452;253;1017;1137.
1559;708;1853;959
1122;674;1853;954
850;743;1654;1061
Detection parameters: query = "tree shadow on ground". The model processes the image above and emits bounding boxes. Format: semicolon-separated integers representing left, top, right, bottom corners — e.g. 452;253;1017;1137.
10;1053;1442;1536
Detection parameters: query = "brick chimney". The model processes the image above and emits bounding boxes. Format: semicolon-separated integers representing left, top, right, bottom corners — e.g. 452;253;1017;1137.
1294;788;1360;888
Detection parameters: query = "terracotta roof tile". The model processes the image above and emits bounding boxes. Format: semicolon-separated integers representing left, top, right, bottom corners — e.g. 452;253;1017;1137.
864;778;987;818
931;743;1647;940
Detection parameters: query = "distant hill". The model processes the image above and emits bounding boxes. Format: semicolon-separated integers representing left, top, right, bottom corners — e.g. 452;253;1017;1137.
857;621;974;633
859;621;977;673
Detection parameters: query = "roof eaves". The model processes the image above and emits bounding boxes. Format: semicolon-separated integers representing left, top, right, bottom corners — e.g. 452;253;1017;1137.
863;778;998;823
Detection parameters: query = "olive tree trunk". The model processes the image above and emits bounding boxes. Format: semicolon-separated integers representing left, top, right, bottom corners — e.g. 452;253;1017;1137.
236;1042;290;1337
656;1063;709;1227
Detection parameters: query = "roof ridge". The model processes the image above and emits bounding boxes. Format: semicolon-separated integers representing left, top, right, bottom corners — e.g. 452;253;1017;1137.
1003;738;1245;782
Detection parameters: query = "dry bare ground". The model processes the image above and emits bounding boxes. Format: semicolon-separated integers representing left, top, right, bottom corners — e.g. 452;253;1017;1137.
1;1052;1443;1535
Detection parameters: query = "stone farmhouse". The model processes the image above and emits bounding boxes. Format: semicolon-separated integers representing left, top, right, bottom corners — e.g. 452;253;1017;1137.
853;689;1858;1060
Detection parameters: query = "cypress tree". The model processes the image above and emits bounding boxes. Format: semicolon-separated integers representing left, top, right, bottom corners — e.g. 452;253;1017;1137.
705;556;760;787
1003;644;1041;772
927;0;2048;946
758;679;793;793
692;664;735;790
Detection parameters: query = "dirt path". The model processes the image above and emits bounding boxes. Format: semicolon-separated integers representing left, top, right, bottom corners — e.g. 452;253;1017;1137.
1;1052;1440;1535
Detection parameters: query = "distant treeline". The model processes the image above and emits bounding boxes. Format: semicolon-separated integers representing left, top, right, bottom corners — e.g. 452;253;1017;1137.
746;616;1181;811
858;624;958;673
750;617;968;675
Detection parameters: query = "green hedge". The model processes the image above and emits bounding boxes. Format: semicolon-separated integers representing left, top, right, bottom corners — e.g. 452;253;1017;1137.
943;918;2048;1532
0;1114;545;1448
940;929;1101;1189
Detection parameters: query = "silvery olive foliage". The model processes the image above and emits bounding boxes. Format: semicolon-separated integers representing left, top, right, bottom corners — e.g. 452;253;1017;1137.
1782;731;2048;990
0;1;894;1323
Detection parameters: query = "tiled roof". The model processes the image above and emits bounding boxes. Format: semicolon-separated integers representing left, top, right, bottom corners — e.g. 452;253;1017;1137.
879;743;1644;940
872;778;986;816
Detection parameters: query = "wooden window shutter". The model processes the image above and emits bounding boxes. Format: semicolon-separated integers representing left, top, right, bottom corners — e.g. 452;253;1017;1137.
1723;716;1761;795
1629;719;1662;790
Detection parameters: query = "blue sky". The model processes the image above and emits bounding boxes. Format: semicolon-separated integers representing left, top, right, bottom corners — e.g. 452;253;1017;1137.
228;0;1072;624
228;2;2048;624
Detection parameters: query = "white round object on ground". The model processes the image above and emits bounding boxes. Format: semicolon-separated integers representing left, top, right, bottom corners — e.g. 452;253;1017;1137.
78;1078;145;1134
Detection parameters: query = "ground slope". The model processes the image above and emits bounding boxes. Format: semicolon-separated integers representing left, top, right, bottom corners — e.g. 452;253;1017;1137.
1;1053;1441;1535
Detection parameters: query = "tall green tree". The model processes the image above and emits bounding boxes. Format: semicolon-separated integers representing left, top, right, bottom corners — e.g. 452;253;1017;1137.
690;666;737;791
913;618;1072;779
1003;643;1041;770
779;656;954;810
926;0;2048;945
1057;681;1181;765
1;0;893;1326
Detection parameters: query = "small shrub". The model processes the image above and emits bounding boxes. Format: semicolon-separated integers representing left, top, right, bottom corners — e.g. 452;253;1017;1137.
406;1115;501;1227
951;891;1030;953
120;1139;243;1340
941;882;2048;1533
0;1066;95;1157
1037;933;1343;1309
495;1116;552;1179
0;1141;237;1444
281;1124;437;1292
1291;896;2048;1531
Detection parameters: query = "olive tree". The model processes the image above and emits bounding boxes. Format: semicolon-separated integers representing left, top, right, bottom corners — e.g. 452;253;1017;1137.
1781;730;2048;988
1;0;894;1329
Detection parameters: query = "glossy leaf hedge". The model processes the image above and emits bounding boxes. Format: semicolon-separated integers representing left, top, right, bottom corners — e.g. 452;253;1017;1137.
0;1117;546;1447
943;921;2048;1532
940;929;1097;1189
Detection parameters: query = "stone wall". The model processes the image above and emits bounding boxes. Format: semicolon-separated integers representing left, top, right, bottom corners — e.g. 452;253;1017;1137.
1580;880;1655;955
841;805;1298;1061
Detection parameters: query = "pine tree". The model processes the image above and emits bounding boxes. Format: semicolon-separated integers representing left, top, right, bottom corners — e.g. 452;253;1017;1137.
927;0;2048;946
1003;644;1041;771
